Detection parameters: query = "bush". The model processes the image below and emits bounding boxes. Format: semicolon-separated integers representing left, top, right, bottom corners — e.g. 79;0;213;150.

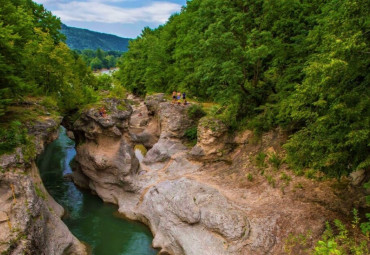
187;104;206;120
255;152;267;168
41;96;58;110
109;84;126;99
269;152;283;170
0;121;28;155
97;74;113;90
313;218;369;255
184;126;197;142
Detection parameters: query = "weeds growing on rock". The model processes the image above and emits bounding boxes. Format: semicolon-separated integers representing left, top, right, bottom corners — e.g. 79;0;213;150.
269;152;283;170
34;184;46;200
266;175;276;188
280;172;292;184
247;173;253;182
255;152;267;169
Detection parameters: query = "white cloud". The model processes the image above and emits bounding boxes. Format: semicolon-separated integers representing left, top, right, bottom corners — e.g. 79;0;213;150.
52;1;181;24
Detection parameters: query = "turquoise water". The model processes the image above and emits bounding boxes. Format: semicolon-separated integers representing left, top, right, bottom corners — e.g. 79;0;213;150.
37;127;157;255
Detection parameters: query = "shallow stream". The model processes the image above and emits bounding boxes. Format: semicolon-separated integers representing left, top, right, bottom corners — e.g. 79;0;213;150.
37;127;157;255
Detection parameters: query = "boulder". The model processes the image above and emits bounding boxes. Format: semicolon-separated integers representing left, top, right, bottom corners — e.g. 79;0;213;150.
144;93;166;115
158;102;193;139
137;178;250;254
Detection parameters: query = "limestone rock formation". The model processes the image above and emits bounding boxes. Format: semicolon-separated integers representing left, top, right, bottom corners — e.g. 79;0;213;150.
72;98;140;197
69;94;361;255
190;116;229;160
0;117;86;255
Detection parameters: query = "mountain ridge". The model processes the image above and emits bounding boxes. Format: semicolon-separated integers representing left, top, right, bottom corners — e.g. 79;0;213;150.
61;24;131;52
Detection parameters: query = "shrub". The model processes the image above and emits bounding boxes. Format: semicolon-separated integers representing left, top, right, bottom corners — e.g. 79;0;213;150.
41;96;58;110
184;126;197;144
109;84;126;99
187;104;206;120
0;121;28;155
269;152;283;170
313;219;369;255
255;152;267;168
97;74;113;90
247;173;253;182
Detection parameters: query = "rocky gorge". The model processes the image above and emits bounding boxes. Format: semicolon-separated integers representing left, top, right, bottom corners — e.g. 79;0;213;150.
67;93;368;255
0;114;87;255
0;94;367;255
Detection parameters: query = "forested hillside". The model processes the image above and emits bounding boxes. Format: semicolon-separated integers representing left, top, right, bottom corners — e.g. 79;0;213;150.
76;49;122;70
61;24;130;51
117;0;370;177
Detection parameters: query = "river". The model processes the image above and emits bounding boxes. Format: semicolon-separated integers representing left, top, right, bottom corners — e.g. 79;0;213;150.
37;127;157;255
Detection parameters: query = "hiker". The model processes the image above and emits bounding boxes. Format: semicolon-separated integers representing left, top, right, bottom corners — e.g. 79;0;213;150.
99;107;107;118
182;92;187;105
172;91;177;104
177;92;181;105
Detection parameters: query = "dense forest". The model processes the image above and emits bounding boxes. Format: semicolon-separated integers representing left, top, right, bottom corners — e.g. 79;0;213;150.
76;48;122;70
117;0;370;177
61;24;130;52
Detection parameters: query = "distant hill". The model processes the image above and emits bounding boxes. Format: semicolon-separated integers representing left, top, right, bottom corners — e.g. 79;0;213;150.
61;24;130;52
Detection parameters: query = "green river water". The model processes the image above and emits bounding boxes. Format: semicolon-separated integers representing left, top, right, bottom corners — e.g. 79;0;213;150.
37;127;157;255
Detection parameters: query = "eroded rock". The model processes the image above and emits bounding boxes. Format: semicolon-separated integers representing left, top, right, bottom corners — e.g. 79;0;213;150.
190;117;229;160
0;117;86;255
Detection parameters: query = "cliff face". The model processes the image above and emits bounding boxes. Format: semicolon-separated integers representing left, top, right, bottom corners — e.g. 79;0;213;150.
70;94;364;255
0;117;87;255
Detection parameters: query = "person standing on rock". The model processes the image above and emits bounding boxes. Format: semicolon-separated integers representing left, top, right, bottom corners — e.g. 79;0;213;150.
182;92;187;105
177;92;181;105
172;91;177;104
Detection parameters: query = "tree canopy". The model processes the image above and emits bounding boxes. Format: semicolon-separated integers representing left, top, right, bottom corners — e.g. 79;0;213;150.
117;0;370;176
0;0;97;114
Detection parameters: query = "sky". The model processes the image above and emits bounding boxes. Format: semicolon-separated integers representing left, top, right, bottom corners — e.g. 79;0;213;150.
34;0;187;38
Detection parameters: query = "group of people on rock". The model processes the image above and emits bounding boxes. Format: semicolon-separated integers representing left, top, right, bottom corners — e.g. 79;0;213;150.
172;91;187;105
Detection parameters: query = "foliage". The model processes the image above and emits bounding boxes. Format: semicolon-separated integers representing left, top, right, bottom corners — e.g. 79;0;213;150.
184;126;198;143
247;173;253;182
313;219;369;255
0;121;28;154
61;24;130;51
268;152;283;170
117;0;369;177
96;74;113;90
360;182;370;237
0;0;98;116
77;48;122;70
108;84;127;99
255;152;267;169
187;104;206;120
